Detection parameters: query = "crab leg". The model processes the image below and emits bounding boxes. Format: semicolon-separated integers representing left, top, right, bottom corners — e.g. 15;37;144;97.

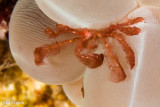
118;26;141;36
120;17;144;26
108;32;135;69
97;34;126;82
45;24;81;38
34;37;79;66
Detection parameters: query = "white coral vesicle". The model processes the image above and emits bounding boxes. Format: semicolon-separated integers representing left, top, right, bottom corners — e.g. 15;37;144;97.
35;0;137;29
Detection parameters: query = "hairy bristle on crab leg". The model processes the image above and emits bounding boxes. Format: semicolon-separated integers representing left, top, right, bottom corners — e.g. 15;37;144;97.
34;17;144;83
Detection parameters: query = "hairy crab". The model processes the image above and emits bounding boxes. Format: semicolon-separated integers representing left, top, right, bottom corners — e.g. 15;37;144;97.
34;17;144;82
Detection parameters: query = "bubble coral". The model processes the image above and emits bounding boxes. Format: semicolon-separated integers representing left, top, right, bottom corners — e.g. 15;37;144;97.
9;0;160;106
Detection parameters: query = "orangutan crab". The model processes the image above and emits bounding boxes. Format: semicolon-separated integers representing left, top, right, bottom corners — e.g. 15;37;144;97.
34;17;144;83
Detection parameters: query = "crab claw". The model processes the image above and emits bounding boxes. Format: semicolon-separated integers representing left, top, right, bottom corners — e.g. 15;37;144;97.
77;53;104;69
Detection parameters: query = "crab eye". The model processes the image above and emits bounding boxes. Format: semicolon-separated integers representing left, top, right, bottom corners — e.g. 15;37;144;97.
35;0;137;29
